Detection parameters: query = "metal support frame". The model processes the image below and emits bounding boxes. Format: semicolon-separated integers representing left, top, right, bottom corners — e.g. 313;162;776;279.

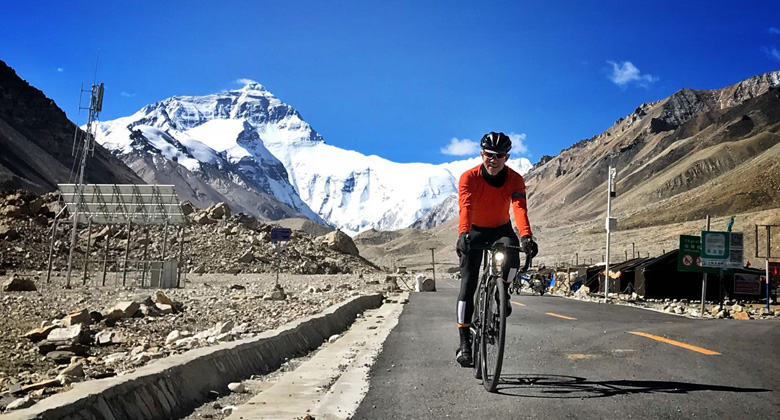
177;226;185;288
102;227;110;286
54;183;187;289
141;228;150;287
82;219;92;285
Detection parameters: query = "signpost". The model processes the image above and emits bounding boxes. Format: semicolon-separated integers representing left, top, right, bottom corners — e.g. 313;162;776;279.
677;235;718;274
701;230;744;310
767;261;780;310
700;231;743;269
270;228;292;286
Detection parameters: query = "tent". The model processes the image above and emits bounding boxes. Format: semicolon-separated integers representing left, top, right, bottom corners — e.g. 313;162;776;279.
598;257;651;294
633;249;769;301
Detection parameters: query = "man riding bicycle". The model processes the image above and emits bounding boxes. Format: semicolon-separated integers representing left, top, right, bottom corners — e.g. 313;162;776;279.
455;131;538;367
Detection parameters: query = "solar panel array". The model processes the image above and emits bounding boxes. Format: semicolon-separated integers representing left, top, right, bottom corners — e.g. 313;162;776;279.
58;184;186;225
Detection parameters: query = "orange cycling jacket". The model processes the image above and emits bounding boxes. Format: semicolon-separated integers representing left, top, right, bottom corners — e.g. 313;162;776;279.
458;164;532;238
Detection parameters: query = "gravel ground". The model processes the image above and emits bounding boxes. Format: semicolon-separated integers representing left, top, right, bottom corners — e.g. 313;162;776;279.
0;270;390;411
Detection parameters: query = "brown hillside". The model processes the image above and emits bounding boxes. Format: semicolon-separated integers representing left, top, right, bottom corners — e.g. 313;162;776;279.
0;60;142;193
357;70;780;273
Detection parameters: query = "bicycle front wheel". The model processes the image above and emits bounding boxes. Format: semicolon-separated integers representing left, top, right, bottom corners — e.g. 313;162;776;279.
471;273;487;380
480;275;507;392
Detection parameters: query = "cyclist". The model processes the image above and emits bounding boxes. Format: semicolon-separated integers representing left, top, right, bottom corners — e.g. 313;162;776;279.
455;131;538;367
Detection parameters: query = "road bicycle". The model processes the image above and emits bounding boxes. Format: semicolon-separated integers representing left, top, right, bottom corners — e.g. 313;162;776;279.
470;243;534;392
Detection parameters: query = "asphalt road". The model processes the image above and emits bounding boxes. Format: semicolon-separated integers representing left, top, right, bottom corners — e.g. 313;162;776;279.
352;281;780;419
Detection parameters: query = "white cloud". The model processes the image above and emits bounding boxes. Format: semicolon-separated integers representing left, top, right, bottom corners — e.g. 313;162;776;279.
236;78;259;85
607;61;658;87
508;132;528;154
120;92;136;98
56;67;64;73
441;133;529;156
440;137;479;156
769;27;780;35
763;46;780;62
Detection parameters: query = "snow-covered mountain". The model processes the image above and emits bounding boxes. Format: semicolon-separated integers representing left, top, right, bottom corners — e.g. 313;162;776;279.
95;81;532;234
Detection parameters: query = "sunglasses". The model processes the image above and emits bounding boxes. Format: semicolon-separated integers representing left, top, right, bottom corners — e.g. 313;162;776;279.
482;151;507;160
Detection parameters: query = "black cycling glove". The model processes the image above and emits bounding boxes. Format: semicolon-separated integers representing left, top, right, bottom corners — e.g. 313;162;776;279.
456;232;470;257
521;235;538;258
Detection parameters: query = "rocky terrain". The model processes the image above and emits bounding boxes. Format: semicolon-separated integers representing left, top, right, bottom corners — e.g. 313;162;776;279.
0;191;378;277
0;188;393;411
551;278;780;320
0;271;394;412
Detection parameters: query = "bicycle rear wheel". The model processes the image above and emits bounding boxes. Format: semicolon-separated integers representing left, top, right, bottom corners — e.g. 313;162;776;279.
480;275;507;392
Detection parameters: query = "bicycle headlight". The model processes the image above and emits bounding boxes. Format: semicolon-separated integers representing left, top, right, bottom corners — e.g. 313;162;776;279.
494;252;505;263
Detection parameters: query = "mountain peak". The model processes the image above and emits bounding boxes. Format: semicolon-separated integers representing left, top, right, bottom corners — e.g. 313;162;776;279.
237;80;267;92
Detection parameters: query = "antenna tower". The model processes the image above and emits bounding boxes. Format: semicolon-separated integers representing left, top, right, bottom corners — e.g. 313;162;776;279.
65;81;104;288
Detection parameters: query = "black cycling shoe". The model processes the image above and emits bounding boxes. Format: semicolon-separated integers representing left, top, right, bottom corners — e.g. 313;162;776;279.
456;326;473;367
456;346;473;367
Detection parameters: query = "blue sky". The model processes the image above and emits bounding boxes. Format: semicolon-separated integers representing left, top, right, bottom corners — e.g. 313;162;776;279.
2;1;780;164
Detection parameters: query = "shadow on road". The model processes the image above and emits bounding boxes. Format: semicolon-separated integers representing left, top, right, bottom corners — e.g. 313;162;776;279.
496;374;770;399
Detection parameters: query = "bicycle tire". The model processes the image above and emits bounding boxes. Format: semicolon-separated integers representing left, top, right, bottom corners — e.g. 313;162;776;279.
480;275;506;392
471;273;487;379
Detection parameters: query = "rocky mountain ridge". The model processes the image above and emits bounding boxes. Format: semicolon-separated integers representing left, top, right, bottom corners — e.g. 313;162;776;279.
523;69;780;229
94;82;532;235
0;59;143;193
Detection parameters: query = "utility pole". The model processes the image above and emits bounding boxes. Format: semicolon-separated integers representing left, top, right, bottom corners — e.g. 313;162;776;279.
429;247;436;283
604;165;617;302
700;215;711;317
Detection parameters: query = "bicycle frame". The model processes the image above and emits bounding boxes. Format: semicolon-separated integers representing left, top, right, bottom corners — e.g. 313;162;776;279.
470;243;533;391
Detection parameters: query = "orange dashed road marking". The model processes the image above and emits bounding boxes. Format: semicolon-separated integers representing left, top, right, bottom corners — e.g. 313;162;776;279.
546;312;576;320
511;301;525;307
629;331;720;355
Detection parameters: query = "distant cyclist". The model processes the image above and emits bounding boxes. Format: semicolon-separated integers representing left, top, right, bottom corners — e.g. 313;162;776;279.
455;131;538;367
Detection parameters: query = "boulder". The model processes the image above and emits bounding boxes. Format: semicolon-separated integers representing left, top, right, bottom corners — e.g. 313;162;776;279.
180;201;196;216
47;325;90;345
153;290;174;306
62;309;91;327
322;230;360;256
95;331;118;346
105;301;140;320
21;378;61;393
208;202;231;220
46;351;76;364
732;311;751;320
23;324;58;342
227;382;245;393
0;225;20;241
2;275;37;292
193;213;216;225
104;352;128;365
238;250;255;264
56;362;85;385
5;396;35;411
264;284;287;301
155;303;174;314
165;330;181;345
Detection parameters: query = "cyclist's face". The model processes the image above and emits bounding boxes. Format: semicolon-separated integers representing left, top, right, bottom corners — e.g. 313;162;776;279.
482;151;508;175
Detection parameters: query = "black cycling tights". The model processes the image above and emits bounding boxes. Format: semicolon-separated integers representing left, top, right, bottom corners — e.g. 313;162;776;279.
457;223;519;326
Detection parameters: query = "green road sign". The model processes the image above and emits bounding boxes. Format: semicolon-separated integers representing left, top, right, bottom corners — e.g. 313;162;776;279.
700;231;743;269
677;235;718;274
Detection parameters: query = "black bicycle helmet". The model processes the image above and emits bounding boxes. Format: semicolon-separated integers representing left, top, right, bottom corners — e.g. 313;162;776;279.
480;131;512;154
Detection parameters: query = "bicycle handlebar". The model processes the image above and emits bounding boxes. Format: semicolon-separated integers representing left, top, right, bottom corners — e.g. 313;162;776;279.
468;242;535;273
